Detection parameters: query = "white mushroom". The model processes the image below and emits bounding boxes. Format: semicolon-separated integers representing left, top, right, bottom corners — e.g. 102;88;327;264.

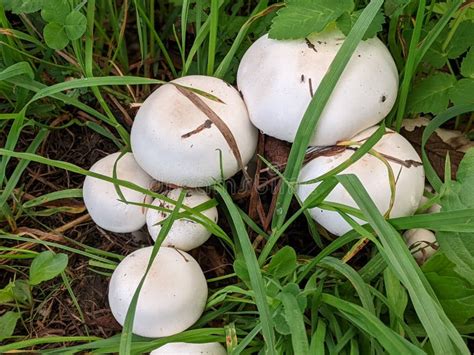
418;194;441;214
146;188;218;251
131;75;258;187
108;246;208;337
403;229;437;264
297;126;425;236
83;152;154;233
237;29;398;146
150;342;226;355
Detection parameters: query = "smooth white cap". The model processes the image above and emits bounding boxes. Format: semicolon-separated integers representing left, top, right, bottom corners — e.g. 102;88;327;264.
237;30;398;146
108;246;208;337
150;342;226;355
131;75;258;187
404;228;437;264
146;188;218;251
83;152;154;233
297;126;425;236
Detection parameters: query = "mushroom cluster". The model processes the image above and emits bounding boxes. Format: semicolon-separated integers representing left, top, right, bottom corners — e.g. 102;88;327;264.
81;73;257;350
81;27;429;350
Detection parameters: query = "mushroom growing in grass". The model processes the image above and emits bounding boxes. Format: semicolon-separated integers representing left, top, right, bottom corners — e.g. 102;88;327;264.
404;229;438;264
237;29;398;146
108;246;208;337
146;188;218;251
296;126;425;236
131;75;258;187
83;152;154;233
150;342;227;355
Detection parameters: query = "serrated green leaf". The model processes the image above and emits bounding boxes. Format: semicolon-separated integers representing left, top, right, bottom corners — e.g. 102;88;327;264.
446;21;474;59
41;0;69;24
0;311;20;340
64;11;87;40
267;246;297;279
450;78;474;105
461;47;474;78
268;0;354;40
407;72;456;114
337;9;385;39
43;22;69;50
29;251;68;285
437;149;474;285
423;252;474;324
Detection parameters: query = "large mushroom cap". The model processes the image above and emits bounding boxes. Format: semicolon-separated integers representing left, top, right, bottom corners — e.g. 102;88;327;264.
131;75;258;187
82;152;154;233
150;342;227;355
146;188;218;251
297;126;425;236
237;30;398;146
108;246;208;337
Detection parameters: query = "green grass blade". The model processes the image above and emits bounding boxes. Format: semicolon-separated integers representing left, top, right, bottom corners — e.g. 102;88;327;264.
420;104;474;191
337;174;468;354
214;184;276;354
279;292;310;354
322;294;424;355
320;257;375;314
393;0;426;131
119;190;186;355
272;0;384;231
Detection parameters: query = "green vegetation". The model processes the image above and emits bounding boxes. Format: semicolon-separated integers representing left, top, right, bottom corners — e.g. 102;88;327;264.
0;0;473;354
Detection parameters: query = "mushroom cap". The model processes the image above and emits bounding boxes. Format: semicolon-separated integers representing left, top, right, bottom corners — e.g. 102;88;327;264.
150;342;227;355
237;30;398;146
131;75;258;187
404;228;437;264
83;152;154;233
297;126;425;236
146;188;218;251
108;246;208;337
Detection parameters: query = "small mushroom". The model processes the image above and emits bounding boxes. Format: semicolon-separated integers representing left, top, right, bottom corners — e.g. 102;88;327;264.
131;75;258;187
146;188;218;251
297;126;425;236
237;29;398;146
108;246;208;337
82;152;154;233
404;229;437;264
150;342;227;355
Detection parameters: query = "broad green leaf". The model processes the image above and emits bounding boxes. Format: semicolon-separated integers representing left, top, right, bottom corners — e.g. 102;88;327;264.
407;73;456;114
43;22;69;50
267;246;297;279
438;149;474;284
0;282;14;304
446;21;474;59
384;0;410;17
65;11;87;40
0;311;20;340
41;0;69;23
2;0;42;14
450;79;474;106
461;47;474;78
337;9;385;39
12;280;32;305
269;0;354;40
233;258;250;283
29;251;68;285
423;253;474;324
